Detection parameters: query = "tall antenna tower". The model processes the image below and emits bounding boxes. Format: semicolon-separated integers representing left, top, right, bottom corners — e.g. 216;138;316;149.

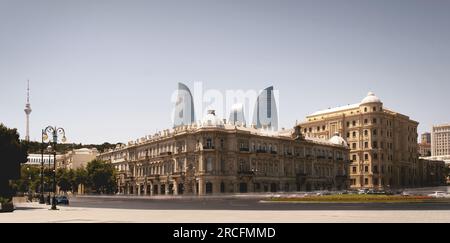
24;80;32;141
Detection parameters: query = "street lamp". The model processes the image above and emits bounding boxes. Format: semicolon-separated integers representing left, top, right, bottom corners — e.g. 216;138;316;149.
42;126;66;210
26;167;31;201
46;145;52;205
39;129;46;204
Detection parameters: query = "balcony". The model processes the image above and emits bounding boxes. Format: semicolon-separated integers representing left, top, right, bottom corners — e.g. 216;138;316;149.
238;170;255;176
256;149;267;153
270;151;277;155
239;147;250;152
203;146;215;150
159;152;172;156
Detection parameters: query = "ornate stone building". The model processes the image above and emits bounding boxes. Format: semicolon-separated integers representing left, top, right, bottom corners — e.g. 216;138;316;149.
298;92;420;189
98;110;350;195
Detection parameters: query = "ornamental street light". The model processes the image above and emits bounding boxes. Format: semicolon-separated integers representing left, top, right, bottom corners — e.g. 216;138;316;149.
42;126;66;210
46;145;52;205
39;129;46;204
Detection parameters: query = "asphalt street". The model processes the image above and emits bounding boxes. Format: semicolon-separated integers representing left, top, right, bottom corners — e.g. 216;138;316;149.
66;196;450;211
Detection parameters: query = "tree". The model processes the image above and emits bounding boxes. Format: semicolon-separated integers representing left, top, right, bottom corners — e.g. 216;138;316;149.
73;168;87;193
56;168;73;193
0;124;28;199
10;166;41;194
85;160;116;194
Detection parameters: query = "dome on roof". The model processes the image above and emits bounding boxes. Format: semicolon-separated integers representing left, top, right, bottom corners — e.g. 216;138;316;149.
201;110;224;127
329;132;348;147
360;92;381;105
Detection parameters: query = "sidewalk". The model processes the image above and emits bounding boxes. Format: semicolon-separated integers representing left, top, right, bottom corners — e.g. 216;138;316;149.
1;202;450;223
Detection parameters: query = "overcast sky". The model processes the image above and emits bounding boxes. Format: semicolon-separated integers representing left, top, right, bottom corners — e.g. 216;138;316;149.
1;0;449;144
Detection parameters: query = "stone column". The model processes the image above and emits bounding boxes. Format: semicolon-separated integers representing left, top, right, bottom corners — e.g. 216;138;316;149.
144;183;148;196
173;182;178;195
198;178;205;195
165;183;169;195
150;182;154;196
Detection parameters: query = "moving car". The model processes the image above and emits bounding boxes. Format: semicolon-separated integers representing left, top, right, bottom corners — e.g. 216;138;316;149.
427;191;448;198
55;196;69;205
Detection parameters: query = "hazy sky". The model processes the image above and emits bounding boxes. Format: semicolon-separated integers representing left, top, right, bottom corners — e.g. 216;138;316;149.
1;0;449;144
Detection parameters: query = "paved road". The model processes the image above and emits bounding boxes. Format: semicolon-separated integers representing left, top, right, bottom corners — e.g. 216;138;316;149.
66;195;450;211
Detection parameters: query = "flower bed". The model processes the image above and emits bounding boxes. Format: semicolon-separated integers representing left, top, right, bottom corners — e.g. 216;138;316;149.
267;194;434;203
0;197;15;213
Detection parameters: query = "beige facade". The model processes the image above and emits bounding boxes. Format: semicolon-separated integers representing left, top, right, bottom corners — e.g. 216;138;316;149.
432;124;450;156
57;148;98;170
298;92;420;189
98;111;350;195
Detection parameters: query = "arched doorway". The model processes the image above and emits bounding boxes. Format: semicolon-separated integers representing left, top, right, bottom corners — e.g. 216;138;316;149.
206;182;213;194
284;183;289;192
153;185;158;195
270;183;277;192
220;182;225;193
169;184;174;194
178;183;184;195
239;183;247;193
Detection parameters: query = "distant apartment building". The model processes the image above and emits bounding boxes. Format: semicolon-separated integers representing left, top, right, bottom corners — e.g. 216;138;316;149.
422;132;431;144
432;124;450;157
418;132;432;157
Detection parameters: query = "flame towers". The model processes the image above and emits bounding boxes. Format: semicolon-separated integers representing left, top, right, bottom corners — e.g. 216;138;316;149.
173;82;195;127
252;86;278;131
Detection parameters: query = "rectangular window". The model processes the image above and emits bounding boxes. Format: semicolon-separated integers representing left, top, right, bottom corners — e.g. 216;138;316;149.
352;167;357;173
207;158;213;172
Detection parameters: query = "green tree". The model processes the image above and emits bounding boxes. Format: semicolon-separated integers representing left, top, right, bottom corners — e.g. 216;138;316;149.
73;168;87;193
0;124;28;199
10;166;41;194
86;160;116;194
56;168;73;193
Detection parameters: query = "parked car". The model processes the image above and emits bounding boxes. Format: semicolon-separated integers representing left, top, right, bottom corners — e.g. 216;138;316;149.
357;189;369;195
55;196;69;205
428;191;448;198
401;191;412;196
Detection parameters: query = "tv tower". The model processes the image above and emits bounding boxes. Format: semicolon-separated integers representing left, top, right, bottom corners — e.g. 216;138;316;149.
24;80;32;141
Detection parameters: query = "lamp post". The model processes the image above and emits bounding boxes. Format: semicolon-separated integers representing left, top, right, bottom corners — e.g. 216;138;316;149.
39;129;46;204
46;145;52;205
42;126;66;210
26;167;31;201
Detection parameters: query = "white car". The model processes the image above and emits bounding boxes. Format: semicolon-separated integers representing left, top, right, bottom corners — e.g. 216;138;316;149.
428;191;448;198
